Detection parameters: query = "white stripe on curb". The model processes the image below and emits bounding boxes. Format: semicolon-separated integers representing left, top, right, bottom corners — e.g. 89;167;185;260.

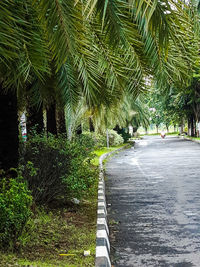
95;144;131;267
96;246;111;267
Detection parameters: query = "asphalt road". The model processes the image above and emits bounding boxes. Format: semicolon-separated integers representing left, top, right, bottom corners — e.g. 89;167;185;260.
105;136;200;267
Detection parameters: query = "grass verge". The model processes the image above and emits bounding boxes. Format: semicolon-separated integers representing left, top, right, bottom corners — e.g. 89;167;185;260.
92;144;128;166
0;195;98;267
140;132;178;136
0;144;129;267
185;136;200;141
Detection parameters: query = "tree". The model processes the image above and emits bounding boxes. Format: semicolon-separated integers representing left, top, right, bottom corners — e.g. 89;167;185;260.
0;88;19;170
0;0;197;170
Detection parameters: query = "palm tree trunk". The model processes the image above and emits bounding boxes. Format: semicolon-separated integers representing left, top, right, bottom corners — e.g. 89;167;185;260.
114;125;120;134
190;116;194;137
47;102;57;135
187;118;190;136
194;119;197;137
106;129;109;148
0;88;19;170
76;124;82;135
56;108;66;135
89;117;95;132
26;103;44;136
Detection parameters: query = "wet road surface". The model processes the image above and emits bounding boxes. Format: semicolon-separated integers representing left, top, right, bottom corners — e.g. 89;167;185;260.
105;136;200;267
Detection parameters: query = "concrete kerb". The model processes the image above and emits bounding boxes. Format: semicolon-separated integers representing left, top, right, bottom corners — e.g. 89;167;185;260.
95;145;131;267
180;135;200;144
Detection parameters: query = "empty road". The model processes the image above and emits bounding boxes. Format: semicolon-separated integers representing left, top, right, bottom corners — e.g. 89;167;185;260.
106;136;200;267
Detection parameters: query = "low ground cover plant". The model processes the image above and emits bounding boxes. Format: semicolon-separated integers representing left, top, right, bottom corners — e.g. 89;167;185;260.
0;202;97;266
0;172;32;250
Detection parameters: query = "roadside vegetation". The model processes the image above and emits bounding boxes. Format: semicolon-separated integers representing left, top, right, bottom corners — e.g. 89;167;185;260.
0;130;128;266
0;1;200;266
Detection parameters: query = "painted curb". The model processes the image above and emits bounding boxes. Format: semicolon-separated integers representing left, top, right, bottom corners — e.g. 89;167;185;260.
95;145;131;267
180;136;200;144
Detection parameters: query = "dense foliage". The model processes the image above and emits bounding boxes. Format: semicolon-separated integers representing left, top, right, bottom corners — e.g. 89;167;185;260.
80;130;124;148
0;1;200;263
0;174;32;249
107;130;124;146
21;134;98;204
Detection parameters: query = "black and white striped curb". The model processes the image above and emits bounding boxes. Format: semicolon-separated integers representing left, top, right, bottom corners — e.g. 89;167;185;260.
180;136;200;144
95;145;131;267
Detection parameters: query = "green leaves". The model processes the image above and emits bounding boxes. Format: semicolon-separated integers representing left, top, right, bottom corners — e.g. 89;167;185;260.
0;0;198;121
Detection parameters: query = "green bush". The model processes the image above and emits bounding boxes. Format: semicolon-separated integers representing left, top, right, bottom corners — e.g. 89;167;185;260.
21;134;98;204
81;131;124;148
62;138;98;199
0;175;32;249
80;132;105;149
114;128;131;143
107;130;124;146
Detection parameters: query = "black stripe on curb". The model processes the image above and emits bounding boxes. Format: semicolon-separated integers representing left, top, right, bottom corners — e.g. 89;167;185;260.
180;136;200;144
95;144;131;267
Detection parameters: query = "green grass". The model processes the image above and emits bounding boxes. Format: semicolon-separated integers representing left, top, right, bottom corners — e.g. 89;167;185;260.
185;136;200;140
0;202;97;267
166;132;179;135
140;133;160;136
0;144;129;267
0;186;98;267
92;144;128;166
141;132;178;136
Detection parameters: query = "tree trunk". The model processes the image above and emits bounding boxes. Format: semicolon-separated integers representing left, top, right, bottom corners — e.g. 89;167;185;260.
174;125;176;133
179;121;184;134
76;124;82;135
47;102;57;135
191;116;194;137
156;125;159;133
89;117;95;132
187;118;191;136
113;125;120;134
194;119;197;137
0;89;19;170
68;124;72;141
106;129;109;148
26;103;44;136
56;108;66;135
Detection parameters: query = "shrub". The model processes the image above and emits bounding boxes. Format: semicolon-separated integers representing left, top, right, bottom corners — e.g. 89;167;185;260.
62;139;98;199
0;174;32;250
80;132;105;149
21;135;70;204
114;128;131;143
81;131;124;148
21;134;98;204
107;130;124;146
63;156;98;199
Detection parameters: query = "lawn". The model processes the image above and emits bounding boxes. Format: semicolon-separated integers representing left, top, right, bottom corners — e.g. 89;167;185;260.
0;200;97;267
186;136;200;140
92;144;128;166
140;132;178;136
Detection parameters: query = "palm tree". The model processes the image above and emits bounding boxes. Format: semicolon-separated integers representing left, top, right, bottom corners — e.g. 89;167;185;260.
0;0;198;170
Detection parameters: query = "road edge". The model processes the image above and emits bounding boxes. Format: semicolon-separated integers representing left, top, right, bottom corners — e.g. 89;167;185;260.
180;136;200;144
95;144;131;267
